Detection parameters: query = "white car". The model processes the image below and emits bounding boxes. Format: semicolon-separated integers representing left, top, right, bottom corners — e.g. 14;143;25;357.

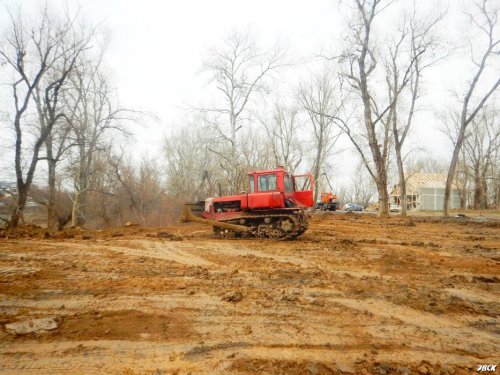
390;204;401;212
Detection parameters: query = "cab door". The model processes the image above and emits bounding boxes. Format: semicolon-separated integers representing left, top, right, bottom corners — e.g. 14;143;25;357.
292;174;314;207
247;173;285;209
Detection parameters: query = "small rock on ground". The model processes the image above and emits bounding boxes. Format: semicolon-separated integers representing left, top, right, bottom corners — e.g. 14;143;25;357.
5;317;58;334
222;291;243;303
337;363;356;374
418;365;429;375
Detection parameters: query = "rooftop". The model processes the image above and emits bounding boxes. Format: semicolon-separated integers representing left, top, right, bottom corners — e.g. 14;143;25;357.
392;173;461;195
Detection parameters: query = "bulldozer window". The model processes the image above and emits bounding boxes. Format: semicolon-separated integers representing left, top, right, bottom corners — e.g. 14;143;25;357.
284;174;293;192
293;175;312;191
249;175;255;193
258;174;277;192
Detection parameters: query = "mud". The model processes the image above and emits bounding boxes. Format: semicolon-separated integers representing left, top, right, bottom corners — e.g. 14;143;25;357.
0;214;498;374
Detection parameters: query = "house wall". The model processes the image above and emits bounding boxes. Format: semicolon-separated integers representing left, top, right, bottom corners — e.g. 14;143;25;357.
419;188;460;210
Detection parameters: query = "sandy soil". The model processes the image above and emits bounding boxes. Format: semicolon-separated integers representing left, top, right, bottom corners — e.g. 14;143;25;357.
0;213;498;374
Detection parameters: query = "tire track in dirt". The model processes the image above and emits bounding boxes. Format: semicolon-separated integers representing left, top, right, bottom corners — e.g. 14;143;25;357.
0;292;224;313
330;297;499;355
24;240;214;267
94;241;214;266
190;241;306;266
0;340;197;375
445;287;499;304
148;241;214;266
1;339;491;374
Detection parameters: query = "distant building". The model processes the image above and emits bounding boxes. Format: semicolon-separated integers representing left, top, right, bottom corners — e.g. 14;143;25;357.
0;180;17;193
0;181;16;208
391;173;461;211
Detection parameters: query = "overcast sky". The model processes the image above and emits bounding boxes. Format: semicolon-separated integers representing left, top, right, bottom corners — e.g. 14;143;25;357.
1;0;493;187
79;0;344;153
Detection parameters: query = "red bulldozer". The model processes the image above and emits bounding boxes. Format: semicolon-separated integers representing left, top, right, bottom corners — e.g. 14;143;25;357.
183;166;314;239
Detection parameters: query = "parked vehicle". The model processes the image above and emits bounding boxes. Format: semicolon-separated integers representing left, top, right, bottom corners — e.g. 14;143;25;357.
390;204;401;212
343;203;363;212
315;192;339;211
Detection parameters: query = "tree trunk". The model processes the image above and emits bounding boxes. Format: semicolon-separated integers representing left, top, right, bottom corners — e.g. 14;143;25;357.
358;37;389;216
74;161;88;226
313;129;324;206
46;135;58;232
481;176;488;209
376;169;389;216
473;169;488;210
459;183;467;209
473;167;483;209
71;193;80;227
10;115;27;228
495;179;500;209
313;166;320;208
47;159;57;232
229;107;237;195
444;127;466;216
396;151;407;216
10;126;44;227
9;187;27;228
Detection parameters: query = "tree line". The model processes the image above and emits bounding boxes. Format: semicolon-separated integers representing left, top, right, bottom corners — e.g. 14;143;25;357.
0;0;498;230
166;0;499;216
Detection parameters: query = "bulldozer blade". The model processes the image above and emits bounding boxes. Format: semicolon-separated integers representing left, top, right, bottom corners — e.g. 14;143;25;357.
182;204;250;233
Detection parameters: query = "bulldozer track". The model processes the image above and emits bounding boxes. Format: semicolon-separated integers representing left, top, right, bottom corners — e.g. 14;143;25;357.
216;211;308;240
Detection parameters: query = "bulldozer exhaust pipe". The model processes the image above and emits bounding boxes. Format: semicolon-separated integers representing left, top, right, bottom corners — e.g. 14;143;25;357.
182;204;250;233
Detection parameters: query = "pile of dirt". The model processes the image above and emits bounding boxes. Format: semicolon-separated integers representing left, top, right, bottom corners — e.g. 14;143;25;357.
0;224;161;240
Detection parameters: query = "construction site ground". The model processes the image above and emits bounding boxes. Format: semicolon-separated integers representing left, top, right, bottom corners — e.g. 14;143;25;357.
0;213;498;374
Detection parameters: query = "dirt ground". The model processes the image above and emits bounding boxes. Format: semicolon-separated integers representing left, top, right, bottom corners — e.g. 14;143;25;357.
0;213;498;374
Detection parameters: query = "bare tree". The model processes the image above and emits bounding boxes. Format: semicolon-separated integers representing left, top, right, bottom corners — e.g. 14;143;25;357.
164;126;221;200
239;125;274;173
351;161;377;208
298;67;341;203
443;0;500;216
491;133;500;208
0;5;91;227
258;102;304;173
29;183;73;230
385;6;443;215
406;156;448;175
110;154;164;226
334;0;424;215
64;51;131;227
80;152;119;227
463;104;499;209
199;29;286;194
32;25;94;230
442;113;473;208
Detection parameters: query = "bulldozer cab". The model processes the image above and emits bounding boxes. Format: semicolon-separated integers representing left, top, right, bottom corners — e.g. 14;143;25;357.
247;167;314;208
